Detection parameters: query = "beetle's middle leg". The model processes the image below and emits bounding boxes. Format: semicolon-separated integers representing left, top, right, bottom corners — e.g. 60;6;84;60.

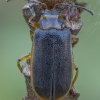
69;63;79;95
69;48;79;95
71;49;79;87
17;54;31;73
71;35;79;47
72;63;79;87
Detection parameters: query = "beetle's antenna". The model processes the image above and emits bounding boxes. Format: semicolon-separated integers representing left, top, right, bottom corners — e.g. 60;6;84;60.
69;4;94;15
54;3;94;15
6;0;11;2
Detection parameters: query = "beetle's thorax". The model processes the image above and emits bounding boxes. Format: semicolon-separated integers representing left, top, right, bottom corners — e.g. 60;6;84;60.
38;9;82;34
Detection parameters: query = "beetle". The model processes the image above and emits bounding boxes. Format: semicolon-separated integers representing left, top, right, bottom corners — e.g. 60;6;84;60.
6;0;93;100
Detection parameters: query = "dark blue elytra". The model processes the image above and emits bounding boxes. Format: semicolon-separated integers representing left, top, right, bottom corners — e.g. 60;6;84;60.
32;28;72;100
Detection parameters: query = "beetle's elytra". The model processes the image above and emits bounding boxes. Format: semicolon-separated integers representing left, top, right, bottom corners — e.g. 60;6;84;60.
6;0;93;99
32;28;72;100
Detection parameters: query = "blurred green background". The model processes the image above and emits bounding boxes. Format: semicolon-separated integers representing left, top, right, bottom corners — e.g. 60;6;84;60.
0;0;100;100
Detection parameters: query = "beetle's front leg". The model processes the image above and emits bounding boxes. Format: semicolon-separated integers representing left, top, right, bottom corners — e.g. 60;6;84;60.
30;29;35;41
29;21;40;41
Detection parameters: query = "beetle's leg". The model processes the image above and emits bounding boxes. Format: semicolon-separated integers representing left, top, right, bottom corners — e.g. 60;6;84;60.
17;54;31;73
28;19;40;28
71;47;79;87
71;35;79;47
69;63;79;95
72;63;79;87
30;29;35;41
69;49;79;95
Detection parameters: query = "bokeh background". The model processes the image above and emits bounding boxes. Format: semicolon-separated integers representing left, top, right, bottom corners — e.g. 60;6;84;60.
0;0;100;100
